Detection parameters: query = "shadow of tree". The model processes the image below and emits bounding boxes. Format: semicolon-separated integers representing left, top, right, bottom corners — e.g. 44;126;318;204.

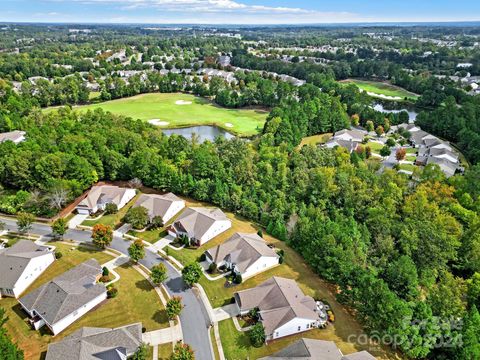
135;279;152;292
152;309;169;325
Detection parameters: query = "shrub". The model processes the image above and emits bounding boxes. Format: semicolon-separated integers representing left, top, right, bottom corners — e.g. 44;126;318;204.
257;229;263;238
124;206;149;230
199;253;206;262
166;296;184;319
151;263;168;285
234;273;243;284
150;215;164;229
99;275;111;283
107;286;118;298
249;323;266;347
102;266;110;276
386;138;396;147
104;203;118;215
55;251;63;259
208;262;217;274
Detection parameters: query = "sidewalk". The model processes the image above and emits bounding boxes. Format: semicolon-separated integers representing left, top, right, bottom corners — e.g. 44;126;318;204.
212;303;239;322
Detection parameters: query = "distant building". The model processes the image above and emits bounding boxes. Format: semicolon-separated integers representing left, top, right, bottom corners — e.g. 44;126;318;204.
324;129;368;153
0;130;26;144
76;185;136;215
218;55;231;67
19;259;107;335
0;240;55;299
46;323;142;360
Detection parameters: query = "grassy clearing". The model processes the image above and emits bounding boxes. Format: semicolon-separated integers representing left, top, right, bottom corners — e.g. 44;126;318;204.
210;327;221;360
0;245;168;360
0;233;32;247
129;228;167;244
405;147;417;154
299;133;333;147
399;163;416;172
365;141;384;152
341;79;419;101
406;155;417;162
49;93;268;137
158;343;173;359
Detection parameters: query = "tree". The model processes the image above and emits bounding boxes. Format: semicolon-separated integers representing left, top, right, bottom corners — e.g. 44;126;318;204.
459;306;480;360
17;212;34;234
0;307;24;359
171;342;194;360
104;203;118;215
182;262;202;287
129;343;148;360
375;125;385;136
91;224;113;249
166;296;184;320
124;206;149;230
151;263;168;285
365;120;374;132
380;145;391;157
396;147;407;161
51;218;67;239
150;216;164;229
128;239;145;263
351;114;360;126
48;185;69;210
249;322;266;347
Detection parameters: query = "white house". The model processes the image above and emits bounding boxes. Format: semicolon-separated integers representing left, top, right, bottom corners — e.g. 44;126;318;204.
234;277;327;341
46;323;143;360
76;185;136;215
0;240;55;299
19;259;107;336
132;193;185;225
205;233;279;279
168;207;231;246
0;130;26;144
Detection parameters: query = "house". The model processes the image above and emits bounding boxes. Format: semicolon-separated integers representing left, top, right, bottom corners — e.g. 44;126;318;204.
0;130;26;144
234;277;327;341
168;207;231;246
325;138;360;153
259;338;376;360
324;129;367;153
218;55;231;67
76;185;136;215
19;259;107;335
0;240;55;299
46;323;143;360
205;233;279;279
132;193;185;225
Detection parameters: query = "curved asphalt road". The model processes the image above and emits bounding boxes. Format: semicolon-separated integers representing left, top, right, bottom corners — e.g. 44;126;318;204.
1;218;214;360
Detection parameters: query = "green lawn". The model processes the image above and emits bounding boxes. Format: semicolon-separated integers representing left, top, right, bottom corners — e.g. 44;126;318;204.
129;228;167;244
399;163;416;172
406;155;417;162
158;343;173;359
299;133;333;148
341;79;419;101
0;245;168;360
365;141;384;152
48;93;268;137
405;147;417;154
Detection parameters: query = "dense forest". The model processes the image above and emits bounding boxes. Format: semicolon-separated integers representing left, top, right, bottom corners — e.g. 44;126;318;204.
1;24;480;359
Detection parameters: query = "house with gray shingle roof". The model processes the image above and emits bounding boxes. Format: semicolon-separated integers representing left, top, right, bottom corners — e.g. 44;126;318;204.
168;207;231;246
132;193;185;225
0;130;26;144
205;232;279;279
0;240;55;299
19;259;107;335
76;185;136;215
234;277;327;341
259;338;376;360
46;323;143;360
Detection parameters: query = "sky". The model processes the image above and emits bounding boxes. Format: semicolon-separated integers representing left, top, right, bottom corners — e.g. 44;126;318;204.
1;0;480;25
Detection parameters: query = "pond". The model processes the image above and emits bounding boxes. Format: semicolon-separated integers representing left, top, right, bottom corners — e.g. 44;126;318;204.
373;103;418;123
161;125;236;143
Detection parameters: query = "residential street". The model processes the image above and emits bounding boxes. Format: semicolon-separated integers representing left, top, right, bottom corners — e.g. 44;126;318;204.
0;217;214;360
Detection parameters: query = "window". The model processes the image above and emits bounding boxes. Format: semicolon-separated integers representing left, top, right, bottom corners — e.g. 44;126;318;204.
298;326;301;331
306;323;310;329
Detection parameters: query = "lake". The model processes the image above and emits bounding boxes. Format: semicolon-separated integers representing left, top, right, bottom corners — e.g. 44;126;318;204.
373;103;418;123
162;125;236;143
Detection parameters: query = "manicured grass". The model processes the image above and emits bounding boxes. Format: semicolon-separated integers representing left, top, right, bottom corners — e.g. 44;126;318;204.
341;79;419;101
82;193;140;228
50;93;268;137
129;228;166;244
406;155;417;162
405;147;417;154
365;141;384;152
0;233;32;247
399;163;416;172
299;133;333;147
88;91;101;100
0;246;168;360
158;343;173;359
0;243;114;360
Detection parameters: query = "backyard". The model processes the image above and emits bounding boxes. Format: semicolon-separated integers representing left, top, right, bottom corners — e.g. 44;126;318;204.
0;243;168;360
47;93;268;137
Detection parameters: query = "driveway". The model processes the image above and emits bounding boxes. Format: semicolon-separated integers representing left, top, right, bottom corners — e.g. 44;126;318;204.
0;217;214;360
68;214;88;229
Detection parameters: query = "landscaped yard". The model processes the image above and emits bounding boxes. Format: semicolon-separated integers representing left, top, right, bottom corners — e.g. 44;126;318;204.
340;79;419;101
158;343;173;359
47;93;268;137
299;133;333;147
0;243;168;360
399;163;416;172
365;141;384;152
0;232;34;247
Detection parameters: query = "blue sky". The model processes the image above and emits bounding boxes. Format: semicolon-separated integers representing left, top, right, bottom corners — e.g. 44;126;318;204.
1;0;479;24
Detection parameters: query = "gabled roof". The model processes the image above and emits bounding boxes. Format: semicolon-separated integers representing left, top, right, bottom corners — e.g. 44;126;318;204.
78;186;131;209
0;240;52;288
133;193;183;220
235;277;318;335
0;130;26;143
427;157;458;177
46;323;142;360
206;233;278;273
173;207;229;239
19;259;106;326
259;338;342;360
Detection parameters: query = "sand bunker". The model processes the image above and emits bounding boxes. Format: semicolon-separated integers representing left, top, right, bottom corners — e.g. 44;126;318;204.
148;119;170;126
366;91;402;101
175;100;192;105
224;123;234;128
